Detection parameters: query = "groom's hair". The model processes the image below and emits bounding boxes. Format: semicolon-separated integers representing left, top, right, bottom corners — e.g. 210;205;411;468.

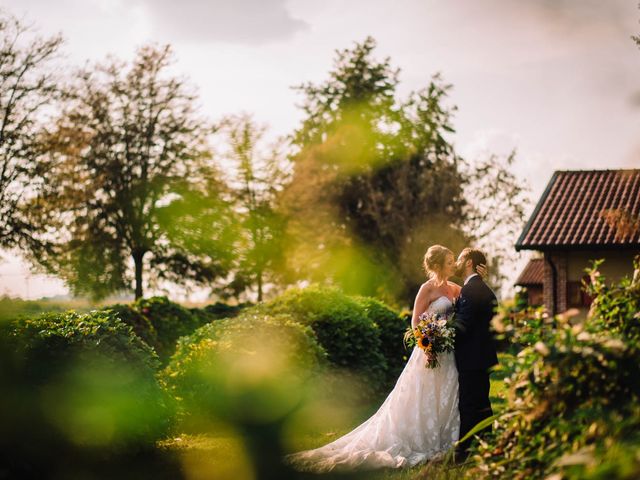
460;247;487;269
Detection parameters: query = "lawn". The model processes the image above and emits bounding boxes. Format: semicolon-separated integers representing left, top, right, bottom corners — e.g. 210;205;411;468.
160;357;510;480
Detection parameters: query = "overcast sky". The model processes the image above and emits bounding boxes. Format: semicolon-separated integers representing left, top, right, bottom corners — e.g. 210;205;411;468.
1;0;639;300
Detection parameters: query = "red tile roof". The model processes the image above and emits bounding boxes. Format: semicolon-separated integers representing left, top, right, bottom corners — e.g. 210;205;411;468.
515;259;544;286
516;169;640;250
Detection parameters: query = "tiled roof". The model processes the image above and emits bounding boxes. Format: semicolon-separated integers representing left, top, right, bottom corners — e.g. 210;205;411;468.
515;259;544;286
516;169;640;250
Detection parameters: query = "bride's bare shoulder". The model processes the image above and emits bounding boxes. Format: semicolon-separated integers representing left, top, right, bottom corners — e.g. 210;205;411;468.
421;279;436;290
417;280;435;296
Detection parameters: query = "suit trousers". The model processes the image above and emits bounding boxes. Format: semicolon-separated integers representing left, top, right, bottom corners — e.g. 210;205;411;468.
455;369;493;458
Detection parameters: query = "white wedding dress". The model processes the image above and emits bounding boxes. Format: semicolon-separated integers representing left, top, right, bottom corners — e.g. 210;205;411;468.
284;295;460;473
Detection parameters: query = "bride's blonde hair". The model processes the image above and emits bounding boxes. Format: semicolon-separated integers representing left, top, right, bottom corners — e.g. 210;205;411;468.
423;245;453;279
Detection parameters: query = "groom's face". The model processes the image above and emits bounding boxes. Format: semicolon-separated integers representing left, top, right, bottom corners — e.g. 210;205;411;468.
455;253;469;278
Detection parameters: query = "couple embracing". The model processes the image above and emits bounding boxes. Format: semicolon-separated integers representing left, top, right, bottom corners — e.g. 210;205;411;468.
284;245;499;473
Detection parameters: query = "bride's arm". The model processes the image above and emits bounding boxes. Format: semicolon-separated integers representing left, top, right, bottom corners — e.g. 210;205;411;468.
411;284;431;329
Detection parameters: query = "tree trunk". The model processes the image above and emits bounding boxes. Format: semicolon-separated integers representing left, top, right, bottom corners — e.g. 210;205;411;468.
257;270;263;302
133;249;146;300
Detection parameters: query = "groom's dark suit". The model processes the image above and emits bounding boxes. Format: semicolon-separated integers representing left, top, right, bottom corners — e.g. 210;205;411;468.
453;274;499;460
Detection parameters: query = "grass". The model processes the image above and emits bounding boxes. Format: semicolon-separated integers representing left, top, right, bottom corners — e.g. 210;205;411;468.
159;362;510;479
0;295;116;322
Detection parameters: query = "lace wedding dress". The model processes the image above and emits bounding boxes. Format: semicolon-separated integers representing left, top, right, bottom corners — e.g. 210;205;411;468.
284;295;460;473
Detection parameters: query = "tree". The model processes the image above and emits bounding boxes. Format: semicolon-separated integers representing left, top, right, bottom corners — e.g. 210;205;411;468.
461;150;530;288
0;11;62;252
27;44;234;300
282;37;526;306
282;37;469;305
213;113;288;302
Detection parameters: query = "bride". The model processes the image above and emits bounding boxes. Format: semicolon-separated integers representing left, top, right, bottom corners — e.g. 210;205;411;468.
284;245;481;473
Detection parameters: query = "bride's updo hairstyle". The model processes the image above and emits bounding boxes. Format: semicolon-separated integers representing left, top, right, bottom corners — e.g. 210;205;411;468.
423;245;453;279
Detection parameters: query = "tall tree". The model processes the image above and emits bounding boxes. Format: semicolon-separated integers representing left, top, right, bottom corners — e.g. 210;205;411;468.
282;37;526;306
461;150;530;288
213;113;288;302
28;44;234;300
282;37;469;305
0;11;62;252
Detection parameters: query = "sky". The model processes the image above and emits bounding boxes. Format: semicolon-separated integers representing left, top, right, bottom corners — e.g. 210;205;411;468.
1;0;639;300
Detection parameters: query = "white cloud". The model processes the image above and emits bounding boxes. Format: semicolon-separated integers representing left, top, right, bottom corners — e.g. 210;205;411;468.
135;0;309;45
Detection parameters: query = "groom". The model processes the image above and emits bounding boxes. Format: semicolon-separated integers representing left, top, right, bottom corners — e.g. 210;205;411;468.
453;247;499;462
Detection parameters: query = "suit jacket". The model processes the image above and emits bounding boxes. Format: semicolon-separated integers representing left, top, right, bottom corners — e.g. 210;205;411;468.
453;275;499;371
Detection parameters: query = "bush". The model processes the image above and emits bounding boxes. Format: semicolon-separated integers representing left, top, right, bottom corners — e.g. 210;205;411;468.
160;309;328;477
8;309;161;374
201;301;252;319
186;301;251;331
161;310;327;424
353;295;409;390
586;258;640;344
1;309;180;478
468;258;640;480
135;296;202;362
491;303;552;353
103;303;158;349
256;285;389;395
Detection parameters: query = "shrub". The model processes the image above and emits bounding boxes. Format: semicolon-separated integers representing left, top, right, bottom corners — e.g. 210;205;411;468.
1;310;180;478
468;258;640;480
256;285;389;395
135;296;202;362
161;310;327;424
491;303;552;353
353;295;408;390
186;301;251;330
586;258;640;344
8;309;161;374
201;301;252;319
103;303;158;349
160;309;328;477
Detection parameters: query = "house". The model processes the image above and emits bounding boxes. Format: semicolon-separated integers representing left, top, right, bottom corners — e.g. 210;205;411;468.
514;258;544;306
515;169;640;314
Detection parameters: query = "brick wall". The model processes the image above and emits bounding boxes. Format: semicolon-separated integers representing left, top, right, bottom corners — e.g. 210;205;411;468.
543;251;568;314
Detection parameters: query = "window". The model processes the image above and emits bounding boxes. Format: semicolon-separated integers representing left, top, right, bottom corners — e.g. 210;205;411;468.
567;276;592;308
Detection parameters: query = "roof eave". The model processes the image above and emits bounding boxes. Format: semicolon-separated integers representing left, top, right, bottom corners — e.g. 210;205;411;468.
515;243;640;252
515;171;560;251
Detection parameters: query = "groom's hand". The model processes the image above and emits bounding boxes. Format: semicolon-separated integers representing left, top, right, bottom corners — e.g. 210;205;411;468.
476;263;488;279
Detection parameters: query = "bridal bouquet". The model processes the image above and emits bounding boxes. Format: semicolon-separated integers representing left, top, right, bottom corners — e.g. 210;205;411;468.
403;311;456;369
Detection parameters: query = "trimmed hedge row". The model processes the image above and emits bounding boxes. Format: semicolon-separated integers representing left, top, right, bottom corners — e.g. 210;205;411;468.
161;310;327;423
122;288;408;401
103;296;252;364
1;309;181;478
249;285;408;395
